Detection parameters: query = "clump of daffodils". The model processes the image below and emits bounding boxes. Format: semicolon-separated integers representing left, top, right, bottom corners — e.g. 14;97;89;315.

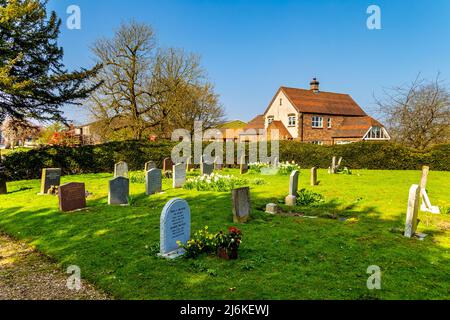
184;173;248;192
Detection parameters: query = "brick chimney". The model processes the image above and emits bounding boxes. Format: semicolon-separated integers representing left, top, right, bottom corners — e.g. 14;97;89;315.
310;78;320;93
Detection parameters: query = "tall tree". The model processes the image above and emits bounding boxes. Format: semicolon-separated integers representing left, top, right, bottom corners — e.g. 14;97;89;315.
376;73;450;149
0;0;101;123
88;21;224;141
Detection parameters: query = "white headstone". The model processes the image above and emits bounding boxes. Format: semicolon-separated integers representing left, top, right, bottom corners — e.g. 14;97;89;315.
405;184;420;238
173;163;186;188
159;198;191;259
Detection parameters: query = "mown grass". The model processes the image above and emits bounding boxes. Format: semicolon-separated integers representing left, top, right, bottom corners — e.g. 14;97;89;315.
0;169;449;300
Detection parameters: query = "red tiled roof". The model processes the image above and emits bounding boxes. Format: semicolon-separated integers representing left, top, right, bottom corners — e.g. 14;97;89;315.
332;116;382;138
244;115;265;130
268;121;293;139
266;87;368;116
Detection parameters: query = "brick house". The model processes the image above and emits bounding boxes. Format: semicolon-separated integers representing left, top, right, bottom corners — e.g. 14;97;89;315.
241;79;390;145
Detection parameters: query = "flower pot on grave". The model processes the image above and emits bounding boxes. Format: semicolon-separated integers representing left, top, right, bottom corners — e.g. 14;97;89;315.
217;247;229;260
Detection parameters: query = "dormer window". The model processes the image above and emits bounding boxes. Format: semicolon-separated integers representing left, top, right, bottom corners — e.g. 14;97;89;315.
364;127;390;140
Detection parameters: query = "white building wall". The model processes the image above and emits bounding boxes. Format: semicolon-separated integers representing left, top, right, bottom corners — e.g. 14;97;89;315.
264;91;299;139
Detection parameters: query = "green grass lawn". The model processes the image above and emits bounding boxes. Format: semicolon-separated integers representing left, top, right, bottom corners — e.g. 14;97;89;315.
0;169;449;300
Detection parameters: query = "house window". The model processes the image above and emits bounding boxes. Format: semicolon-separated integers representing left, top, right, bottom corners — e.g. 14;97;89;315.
312;116;323;128
336;141;352;145
311;141;324;145
327;118;332;129
364;126;389;140
288;114;296;127
280;98;283;106
267;116;274;125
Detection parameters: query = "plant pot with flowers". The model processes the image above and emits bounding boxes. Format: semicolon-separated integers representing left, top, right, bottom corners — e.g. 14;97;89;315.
216;227;242;260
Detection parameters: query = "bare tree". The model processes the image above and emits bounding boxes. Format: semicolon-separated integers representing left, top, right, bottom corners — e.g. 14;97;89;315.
376;73;450;149
1;118;40;148
88;21;224;141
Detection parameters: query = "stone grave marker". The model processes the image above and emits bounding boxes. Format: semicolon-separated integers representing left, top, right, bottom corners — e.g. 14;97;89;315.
114;161;129;178
201;161;214;176
159;198;191;259
266;203;280;215
404;184;420;238
146;168;162;195
59;182;86;212
144;161;156;172
232;187;251;223
40;168;61;195
311;167;318;186
285;170;299;206
419;166;440;214
109;176;129;205
240;155;248;174
214;156;223;171
163;158;173;173
173;163;186;188
186;156;194;171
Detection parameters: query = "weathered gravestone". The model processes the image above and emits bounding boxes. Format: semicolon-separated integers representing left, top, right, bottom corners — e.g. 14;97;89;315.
109;177;129;205
201;161;214;176
404;184;420;238
40;168;61;195
0;164;6;195
240;156;248;174
146;168;162;195
232;187;251;223
419;166;440;214
144;161;156;172
173;163;186;188
311;167;318;186
266;203;280;215
159;198;191;259
59;182;86;212
285;170;299;206
114;161;129;178
163;158;173;173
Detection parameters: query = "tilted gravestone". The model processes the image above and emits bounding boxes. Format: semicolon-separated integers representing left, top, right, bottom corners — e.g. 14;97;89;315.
163;158;173;173
404;184;420;238
146;168;162;195
144;161;156;172
159;198;191;259
109;177;129;205
40;168;61;195
59;182;86;212
114;161;129;178
173;163;186;188
240;155;248;174
285;170;299;206
311;167;318;186
201;161;214;176
232;187;251;223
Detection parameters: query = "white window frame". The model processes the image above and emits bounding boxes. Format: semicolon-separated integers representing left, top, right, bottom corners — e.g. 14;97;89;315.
267;116;274;125
288;115;296;127
327;118;332;129
311;141;324;145
363;126;391;140
312;116;324;128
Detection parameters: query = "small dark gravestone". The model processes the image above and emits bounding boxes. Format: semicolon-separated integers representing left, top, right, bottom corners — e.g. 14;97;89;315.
173;163;186;188
159;198;191;259
311;167;318;186
109;177;129;205
146;168;162;195
201;162;214;176
232;187;251;223
163;158;173;173
144;161;156;172
0;164;6;194
40;168;61;195
58;182;86;212
114;161;129;178
240;155;248;174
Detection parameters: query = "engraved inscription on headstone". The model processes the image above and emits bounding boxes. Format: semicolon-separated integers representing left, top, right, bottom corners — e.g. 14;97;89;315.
59;182;86;212
40;168;61;195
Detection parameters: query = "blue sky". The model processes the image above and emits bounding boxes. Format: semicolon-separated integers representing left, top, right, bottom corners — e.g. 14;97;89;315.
48;0;450;124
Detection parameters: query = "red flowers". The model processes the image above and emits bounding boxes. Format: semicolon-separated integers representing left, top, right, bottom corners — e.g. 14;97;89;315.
228;227;241;235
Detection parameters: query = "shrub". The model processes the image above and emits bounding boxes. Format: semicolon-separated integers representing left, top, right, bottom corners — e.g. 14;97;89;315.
296;189;325;206
129;171;146;184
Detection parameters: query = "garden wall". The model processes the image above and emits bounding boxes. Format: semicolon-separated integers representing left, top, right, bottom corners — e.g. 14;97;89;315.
1;141;449;181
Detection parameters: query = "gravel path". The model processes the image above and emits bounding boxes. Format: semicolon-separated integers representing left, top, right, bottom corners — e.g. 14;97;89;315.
0;233;111;300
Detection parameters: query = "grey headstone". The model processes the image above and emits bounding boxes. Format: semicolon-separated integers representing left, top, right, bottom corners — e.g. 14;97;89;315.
232;187;251;223
289;170;299;196
405;184;421;238
160;198;191;259
311;167;318;186
109;177;129;205
40;168;61;194
144;161;156;172
201;162;214;176
240;155;248;174
146;168;162;195
114;161;129;178
173;163;186;188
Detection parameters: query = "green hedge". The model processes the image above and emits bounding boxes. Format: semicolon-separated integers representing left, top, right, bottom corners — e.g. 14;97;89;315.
2;141;449;181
